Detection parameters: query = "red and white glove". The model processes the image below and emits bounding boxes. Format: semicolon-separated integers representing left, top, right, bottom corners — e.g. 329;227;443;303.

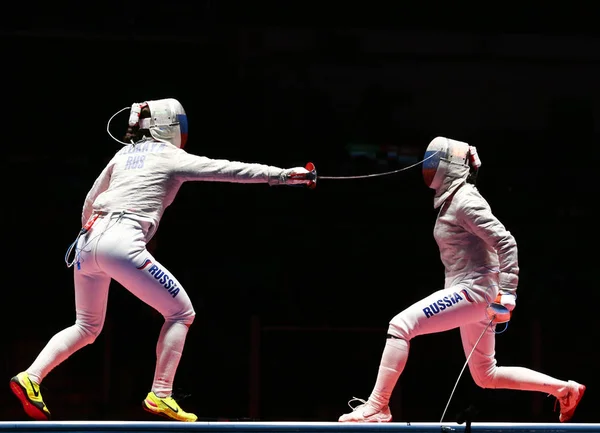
486;290;516;323
495;291;517;311
282;162;317;188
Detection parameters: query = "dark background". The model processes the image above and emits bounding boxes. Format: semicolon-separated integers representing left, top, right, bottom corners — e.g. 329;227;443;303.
2;2;597;424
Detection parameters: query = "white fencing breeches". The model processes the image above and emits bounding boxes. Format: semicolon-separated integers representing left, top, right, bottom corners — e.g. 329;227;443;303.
27;213;195;397
366;277;568;409
388;280;496;382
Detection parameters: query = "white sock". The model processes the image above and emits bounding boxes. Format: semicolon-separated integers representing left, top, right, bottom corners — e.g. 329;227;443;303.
368;337;410;409
151;320;189;398
27;324;94;384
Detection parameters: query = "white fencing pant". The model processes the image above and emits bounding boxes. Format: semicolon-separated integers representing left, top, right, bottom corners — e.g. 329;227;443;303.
366;276;568;410
27;213;195;397
389;280;497;385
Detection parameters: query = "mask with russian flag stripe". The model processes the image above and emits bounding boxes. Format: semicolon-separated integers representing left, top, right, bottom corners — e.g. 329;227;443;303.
136;98;188;149
422;136;483;209
423;137;479;190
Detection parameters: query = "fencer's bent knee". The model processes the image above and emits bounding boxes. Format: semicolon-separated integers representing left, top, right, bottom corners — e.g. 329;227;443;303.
164;308;195;326
388;314;412;341
75;320;103;345
184;311;196;326
468;363;498;389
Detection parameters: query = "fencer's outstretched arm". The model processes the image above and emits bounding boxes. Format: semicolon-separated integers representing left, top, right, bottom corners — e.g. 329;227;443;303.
458;192;519;294
173;151;307;185
81;162;114;225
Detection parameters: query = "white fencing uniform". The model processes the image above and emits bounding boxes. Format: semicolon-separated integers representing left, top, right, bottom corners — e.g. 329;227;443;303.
26;136;310;398
388;181;515;387
339;137;583;423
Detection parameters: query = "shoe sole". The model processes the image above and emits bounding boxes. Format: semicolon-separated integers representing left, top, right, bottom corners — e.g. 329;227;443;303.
339;419;392;423
561;385;586;422
142;400;196;422
338;415;393;423
9;379;50;421
142;400;173;419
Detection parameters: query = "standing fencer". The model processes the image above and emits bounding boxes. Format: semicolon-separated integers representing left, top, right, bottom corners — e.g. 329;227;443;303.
338;137;585;423
10;98;315;422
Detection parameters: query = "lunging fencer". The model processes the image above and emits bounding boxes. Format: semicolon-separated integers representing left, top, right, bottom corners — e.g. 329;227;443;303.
10;98;315;422
338;136;586;423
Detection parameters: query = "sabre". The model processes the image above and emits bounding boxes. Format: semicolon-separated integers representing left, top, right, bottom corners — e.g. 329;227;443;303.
303;151;440;188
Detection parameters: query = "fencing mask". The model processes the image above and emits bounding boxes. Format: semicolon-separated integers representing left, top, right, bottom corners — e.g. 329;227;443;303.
422;137;482;208
129;98;188;149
